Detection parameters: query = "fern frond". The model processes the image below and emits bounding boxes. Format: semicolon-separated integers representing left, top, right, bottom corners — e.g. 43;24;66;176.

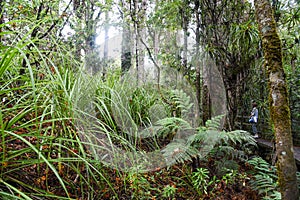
250;174;277;195
189;128;256;150
205;115;224;129
157;115;257;168
247;157;276;175
267;191;281;200
218;130;257;147
247;157;280;198
187;129;218;145
156;117;192;129
168;89;193;117
161;139;198;167
155;117;192;139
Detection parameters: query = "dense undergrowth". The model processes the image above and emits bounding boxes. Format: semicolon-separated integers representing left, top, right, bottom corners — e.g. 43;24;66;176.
0;68;286;199
0;21;298;200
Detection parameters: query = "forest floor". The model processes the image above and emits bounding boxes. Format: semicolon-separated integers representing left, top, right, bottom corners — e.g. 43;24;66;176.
1;130;260;200
2;157;260;199
0;99;261;199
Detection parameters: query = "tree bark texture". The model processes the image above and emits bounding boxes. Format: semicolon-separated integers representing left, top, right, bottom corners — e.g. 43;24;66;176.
254;0;299;199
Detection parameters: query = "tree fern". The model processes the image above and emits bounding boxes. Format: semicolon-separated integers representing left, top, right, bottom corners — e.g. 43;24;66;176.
212;146;248;161
188;119;256;154
219;130;257;146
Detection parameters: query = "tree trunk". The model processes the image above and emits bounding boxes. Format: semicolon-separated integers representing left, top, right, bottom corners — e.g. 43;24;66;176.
181;0;189;71
194;0;203;125
254;0;299;199
225;79;238;130
140;0;147;83
120;1;131;74
121;24;132;74
134;0;146;85
73;0;82;60
197;0;256;130
103;10;109;77
202;84;211;124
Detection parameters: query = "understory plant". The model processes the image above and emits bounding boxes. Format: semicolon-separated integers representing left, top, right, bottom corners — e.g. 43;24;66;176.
0;20;260;200
191;167;214;196
159;114;257;168
162;184;177;199
247;157;281;200
0;21;116;200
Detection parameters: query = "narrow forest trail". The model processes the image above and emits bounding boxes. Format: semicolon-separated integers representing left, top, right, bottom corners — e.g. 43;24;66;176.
256;138;300;168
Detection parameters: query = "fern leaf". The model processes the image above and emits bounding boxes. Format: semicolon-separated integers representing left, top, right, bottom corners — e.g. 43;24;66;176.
205;115;224;129
161;139;198;167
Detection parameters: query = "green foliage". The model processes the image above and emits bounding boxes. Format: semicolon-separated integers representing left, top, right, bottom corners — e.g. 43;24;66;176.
129;87;157;127
190;167;243;197
220;169;239;185
3;0;299;199
156;117;192;139
204;115;225;129
188;116;256;157
95;73;162;130
278;2;300;144
162;184;177;199
215;159;240;177
191;167;213;195
167;89;193;118
125;172;152;200
161;138;198;167
0;18;118;199
156;114;257;170
247;157;277;177
229;20;259;60
247;157;280;199
148;0;191;30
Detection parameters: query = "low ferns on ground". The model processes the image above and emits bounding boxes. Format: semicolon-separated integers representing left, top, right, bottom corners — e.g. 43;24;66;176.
247;157;281;200
157;113;257;167
153;91;257;168
188;116;256;159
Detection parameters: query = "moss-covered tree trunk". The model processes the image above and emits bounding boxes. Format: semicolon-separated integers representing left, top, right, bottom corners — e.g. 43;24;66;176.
254;0;299;199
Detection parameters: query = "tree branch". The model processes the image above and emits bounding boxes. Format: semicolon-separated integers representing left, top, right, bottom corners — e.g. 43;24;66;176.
38;0;72;39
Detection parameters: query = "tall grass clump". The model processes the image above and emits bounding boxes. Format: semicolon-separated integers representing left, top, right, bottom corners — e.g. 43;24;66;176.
0;20;115;199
